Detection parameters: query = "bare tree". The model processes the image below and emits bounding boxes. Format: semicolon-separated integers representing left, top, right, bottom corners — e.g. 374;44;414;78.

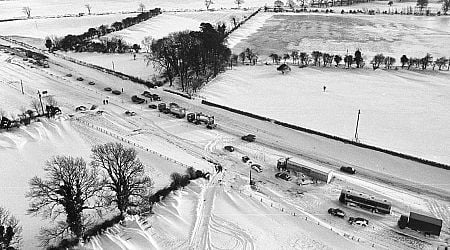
91;143;153;216
384;56;395;69
443;0;450;14
31;99;41;114
138;3;146;13
371;54;385;70
85;4;92;15
141;36;153;53
0;206;22;249
205;0;214;10
235;0;245;8
23;7;31;18
27;156;102;246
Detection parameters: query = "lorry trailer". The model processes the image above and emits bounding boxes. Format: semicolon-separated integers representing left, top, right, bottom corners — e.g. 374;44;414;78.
398;212;442;236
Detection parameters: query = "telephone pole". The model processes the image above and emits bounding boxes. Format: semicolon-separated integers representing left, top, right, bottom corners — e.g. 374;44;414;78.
354;109;361;142
38;90;45;115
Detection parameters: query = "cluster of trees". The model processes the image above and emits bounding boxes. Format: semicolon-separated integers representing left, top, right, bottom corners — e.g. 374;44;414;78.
372;54;449;70
27;143;153;246
26;142;208;248
147;22;231;93
46;8;161;52
0;96;59;131
235;48;449;71
0;206;22;249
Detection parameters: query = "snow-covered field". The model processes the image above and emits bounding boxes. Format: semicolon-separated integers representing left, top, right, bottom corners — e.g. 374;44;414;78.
201;65;450;165
232;13;450;62
0;13;135;40
104;10;254;46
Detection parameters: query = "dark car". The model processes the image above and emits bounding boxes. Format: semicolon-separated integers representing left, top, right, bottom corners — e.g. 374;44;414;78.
88;81;95;85
104;87;112;91
66;73;72;77
152;94;161;101
112;90;121;95
75;105;87;112
76;77;84;81
162;108;170;114
224;146;234;152
241;134;256;142
348;217;369;226
131;95;145;104
142;91;153;98
275;172;291;181
340;166;356;174
328;208;345;218
242;156;250;163
148;104;157;109
125;110;136;116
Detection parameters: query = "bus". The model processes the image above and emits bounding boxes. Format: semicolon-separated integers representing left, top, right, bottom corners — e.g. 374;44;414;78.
339;189;391;214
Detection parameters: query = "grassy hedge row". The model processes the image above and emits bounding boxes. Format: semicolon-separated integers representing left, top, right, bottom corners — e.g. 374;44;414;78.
201;100;450;170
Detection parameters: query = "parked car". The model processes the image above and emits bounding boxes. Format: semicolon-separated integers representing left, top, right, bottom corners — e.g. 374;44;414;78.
112;90;121;95
75;105;87;112
148;104;157;109
242;156;250;163
88;81;95;85
251;164;262;173
66;73;72;77
104;87;112;91
241;134;256;142
224;146;234;152
131;95;145;104
162;108;170;114
125;110;136;116
328;208;346;218
348;217;369;226
152;94;161;101
142;91;153;98
76;77;84;81
275;172;291;181
340;166;356;174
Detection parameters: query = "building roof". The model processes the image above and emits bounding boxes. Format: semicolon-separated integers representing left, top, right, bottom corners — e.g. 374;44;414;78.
341;189;391;205
288;157;333;175
410;212;442;226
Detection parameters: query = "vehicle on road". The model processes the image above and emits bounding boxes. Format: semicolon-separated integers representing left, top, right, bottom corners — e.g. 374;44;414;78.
340;166;356;174
187;112;217;129
241;134;256;142
131;95;145;104
242;156;250;163
76;77;84;81
339;189;391;214
170;106;186;118
142;91;153;98
328;208;345;218
75;105;87;112
112;90;121;95
148;104;157;109
275;172;291;181
125;110;136;116
348;217;368;226
158;103;166;112
224;146;234;152
251;164;262;173
398;212;442;236
88;81;95;85
152;94;161;101
104;87;112;91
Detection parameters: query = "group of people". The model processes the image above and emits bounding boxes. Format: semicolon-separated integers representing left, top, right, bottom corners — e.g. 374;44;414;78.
102;99;109;105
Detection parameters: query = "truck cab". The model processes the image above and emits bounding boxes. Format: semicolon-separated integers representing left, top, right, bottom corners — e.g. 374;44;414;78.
277;158;287;170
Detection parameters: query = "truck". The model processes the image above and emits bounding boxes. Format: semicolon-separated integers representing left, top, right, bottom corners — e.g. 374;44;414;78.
186;112;216;129
170;106;186;118
158;103;166;112
131;95;145;104
398;212;442;236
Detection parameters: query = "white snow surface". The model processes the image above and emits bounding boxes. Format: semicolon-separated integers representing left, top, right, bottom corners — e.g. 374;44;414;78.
200;66;450;165
0;13;135;39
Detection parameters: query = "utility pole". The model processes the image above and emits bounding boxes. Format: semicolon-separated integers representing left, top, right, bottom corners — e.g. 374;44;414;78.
354;109;361;142
20;80;24;94
112;61;115;71
38;90;45;115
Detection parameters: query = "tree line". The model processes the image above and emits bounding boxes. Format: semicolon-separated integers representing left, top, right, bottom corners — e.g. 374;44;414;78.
45;8;161;53
147;22;231;93
25;142;209;248
235;48;450;71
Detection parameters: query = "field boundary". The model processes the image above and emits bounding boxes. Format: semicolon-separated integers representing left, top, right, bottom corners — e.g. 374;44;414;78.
201;100;450;170
225;7;262;38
